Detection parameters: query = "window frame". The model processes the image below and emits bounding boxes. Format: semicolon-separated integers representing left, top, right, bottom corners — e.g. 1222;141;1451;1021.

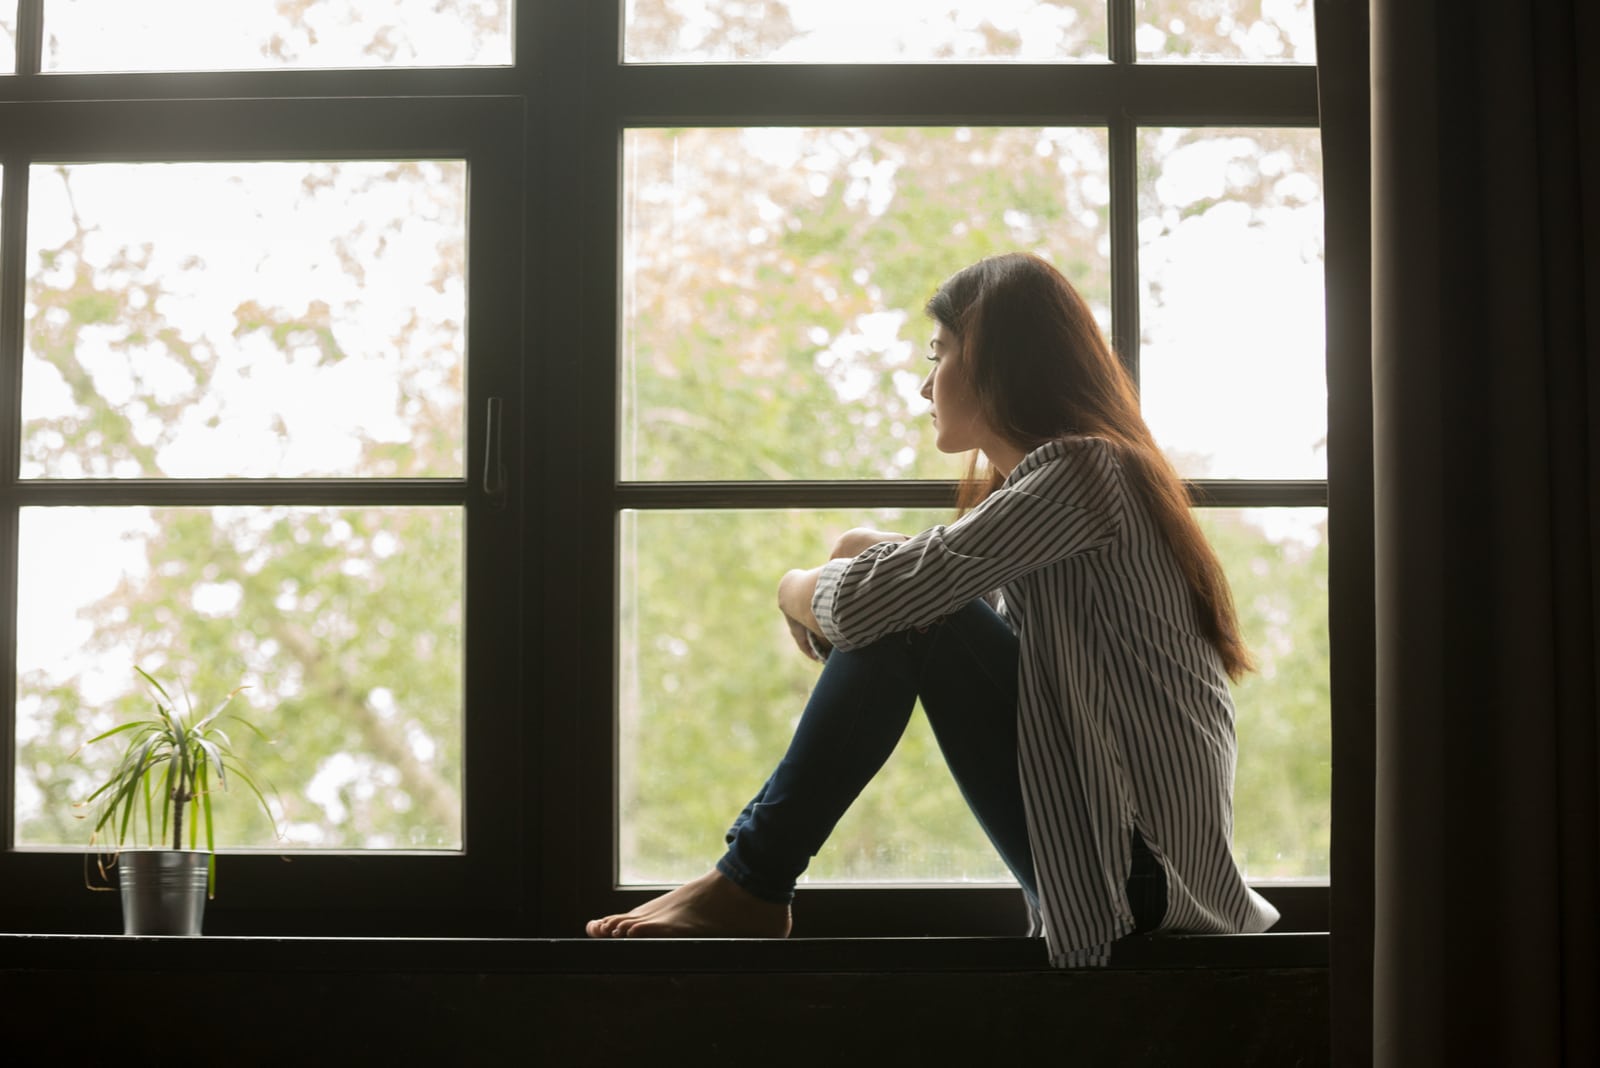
556;1;1334;936
0;7;529;930
0;1;1360;942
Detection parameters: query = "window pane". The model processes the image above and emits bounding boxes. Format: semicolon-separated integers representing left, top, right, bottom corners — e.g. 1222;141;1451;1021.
43;0;512;72
621;506;1330;884
1137;127;1324;479
1135;0;1315;63
14;505;464;850
1200;507;1329;881
24;161;466;480
622;126;1110;481
1;10;15;74
619;508;1013;886
626;0;1106;63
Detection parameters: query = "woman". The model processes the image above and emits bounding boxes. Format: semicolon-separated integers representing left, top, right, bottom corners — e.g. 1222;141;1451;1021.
587;252;1279;965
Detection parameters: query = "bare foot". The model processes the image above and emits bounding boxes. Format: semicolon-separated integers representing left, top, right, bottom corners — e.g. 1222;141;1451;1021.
585;870;792;939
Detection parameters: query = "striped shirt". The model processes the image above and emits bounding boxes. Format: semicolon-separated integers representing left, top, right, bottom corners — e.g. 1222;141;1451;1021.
812;436;1280;966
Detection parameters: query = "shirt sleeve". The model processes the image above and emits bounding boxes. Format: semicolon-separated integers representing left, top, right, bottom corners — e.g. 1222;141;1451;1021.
812;442;1123;651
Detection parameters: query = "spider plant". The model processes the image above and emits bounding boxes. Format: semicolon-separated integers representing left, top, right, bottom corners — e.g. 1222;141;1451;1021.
78;667;278;897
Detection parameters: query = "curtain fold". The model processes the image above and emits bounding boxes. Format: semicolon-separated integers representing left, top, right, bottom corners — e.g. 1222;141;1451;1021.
1370;1;1599;1064
1311;2;1374;1064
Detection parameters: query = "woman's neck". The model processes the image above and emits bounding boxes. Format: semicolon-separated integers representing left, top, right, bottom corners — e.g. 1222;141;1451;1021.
982;439;1027;478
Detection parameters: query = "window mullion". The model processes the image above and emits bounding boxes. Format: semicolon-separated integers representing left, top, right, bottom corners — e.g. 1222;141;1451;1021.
0;158;23;852
1109;0;1137;66
1;159;25;487
15;0;42;77
1109;114;1140;383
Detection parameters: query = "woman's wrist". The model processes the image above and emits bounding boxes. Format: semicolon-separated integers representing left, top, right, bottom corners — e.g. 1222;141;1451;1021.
778;567;823;633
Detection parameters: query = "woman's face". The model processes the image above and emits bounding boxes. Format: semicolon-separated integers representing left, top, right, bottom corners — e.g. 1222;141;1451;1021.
920;322;989;455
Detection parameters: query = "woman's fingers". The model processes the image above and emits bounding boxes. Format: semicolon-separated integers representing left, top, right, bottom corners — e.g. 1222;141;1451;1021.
783;613;820;660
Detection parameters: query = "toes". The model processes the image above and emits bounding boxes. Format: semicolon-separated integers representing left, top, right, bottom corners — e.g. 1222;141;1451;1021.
586;914;626;938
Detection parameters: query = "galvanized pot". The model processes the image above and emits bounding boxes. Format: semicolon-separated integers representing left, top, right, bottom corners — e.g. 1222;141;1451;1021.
116;849;208;936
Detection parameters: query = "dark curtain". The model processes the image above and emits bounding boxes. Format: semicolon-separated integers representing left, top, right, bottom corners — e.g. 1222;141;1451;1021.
1359;0;1599;1064
1312;2;1374;1065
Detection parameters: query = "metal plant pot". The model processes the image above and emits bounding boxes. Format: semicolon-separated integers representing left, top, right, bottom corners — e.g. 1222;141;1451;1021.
116;849;209;936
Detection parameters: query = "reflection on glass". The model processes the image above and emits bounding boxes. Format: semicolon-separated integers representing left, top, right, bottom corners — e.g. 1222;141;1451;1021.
1198;508;1329;880
43;0;512;71
1137;127;1325;479
618;507;1016;885
1135;0;1315;62
620;506;1329;884
626;0;1105;63
24;161;466;479
14;505;464;850
623;126;1110;482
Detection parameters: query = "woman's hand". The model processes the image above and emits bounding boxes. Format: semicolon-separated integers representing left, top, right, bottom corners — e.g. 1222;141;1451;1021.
776;530;907;661
829;527;908;559
778;567;822;630
783;611;828;661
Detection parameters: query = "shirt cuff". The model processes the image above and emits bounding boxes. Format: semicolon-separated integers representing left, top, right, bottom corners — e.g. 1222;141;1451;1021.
811;557;851;649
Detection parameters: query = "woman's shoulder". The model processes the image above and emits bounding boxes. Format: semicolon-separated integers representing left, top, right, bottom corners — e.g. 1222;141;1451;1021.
1005;435;1123;488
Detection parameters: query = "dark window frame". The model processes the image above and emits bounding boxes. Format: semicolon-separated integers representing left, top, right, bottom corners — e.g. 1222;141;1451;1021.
0;0;1361;944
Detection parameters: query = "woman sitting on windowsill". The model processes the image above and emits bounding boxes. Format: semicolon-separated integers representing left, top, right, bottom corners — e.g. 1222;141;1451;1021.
585;252;1279;967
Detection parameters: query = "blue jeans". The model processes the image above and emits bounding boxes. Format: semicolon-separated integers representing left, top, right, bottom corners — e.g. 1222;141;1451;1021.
717;600;1036;908
716;599;1167;933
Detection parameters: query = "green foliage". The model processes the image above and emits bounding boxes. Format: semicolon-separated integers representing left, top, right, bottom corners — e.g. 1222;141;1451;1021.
1201;512;1331;878
77;668;279;896
621;509;1007;884
17;161;465;852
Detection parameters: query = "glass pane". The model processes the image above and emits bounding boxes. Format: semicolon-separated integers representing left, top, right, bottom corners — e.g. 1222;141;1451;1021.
1136;0;1315;63
626;0;1105;63
1;9;15;74
43;0;512;72
622;126;1111;481
619;507;1013;886
14;505;464;851
24;161;466;480
621;505;1329;884
1199;508;1329;881
1137;127;1324;479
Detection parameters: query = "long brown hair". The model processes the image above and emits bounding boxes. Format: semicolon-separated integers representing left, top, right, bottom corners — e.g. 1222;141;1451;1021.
926;252;1254;680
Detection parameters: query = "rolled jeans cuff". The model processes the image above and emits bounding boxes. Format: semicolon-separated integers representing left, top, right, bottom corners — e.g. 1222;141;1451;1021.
715;849;796;906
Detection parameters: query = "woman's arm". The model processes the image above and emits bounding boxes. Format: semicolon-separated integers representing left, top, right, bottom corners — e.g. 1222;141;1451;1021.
778;566;824;637
777;528;909;659
813;443;1123;652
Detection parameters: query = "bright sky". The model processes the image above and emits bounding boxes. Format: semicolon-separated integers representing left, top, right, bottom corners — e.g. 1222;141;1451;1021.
43;0;512;71
626;0;1314;62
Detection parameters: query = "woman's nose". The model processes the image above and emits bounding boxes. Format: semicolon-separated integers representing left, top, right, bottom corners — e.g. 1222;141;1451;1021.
919;368;934;400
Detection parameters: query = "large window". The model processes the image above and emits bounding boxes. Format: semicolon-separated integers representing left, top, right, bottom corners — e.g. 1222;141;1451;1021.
1;0;1339;938
597;0;1329;930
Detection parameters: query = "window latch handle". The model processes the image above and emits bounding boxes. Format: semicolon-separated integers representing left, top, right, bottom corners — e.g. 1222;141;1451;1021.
483;396;508;510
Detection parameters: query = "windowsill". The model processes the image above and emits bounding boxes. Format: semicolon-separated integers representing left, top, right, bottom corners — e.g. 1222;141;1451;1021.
0;930;1326;973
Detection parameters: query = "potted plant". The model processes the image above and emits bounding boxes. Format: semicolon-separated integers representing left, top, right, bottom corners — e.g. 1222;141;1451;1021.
76;667;278;935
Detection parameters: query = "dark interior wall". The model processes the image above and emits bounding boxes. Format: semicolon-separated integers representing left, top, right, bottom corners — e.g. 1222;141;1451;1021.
7;959;1327;1065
